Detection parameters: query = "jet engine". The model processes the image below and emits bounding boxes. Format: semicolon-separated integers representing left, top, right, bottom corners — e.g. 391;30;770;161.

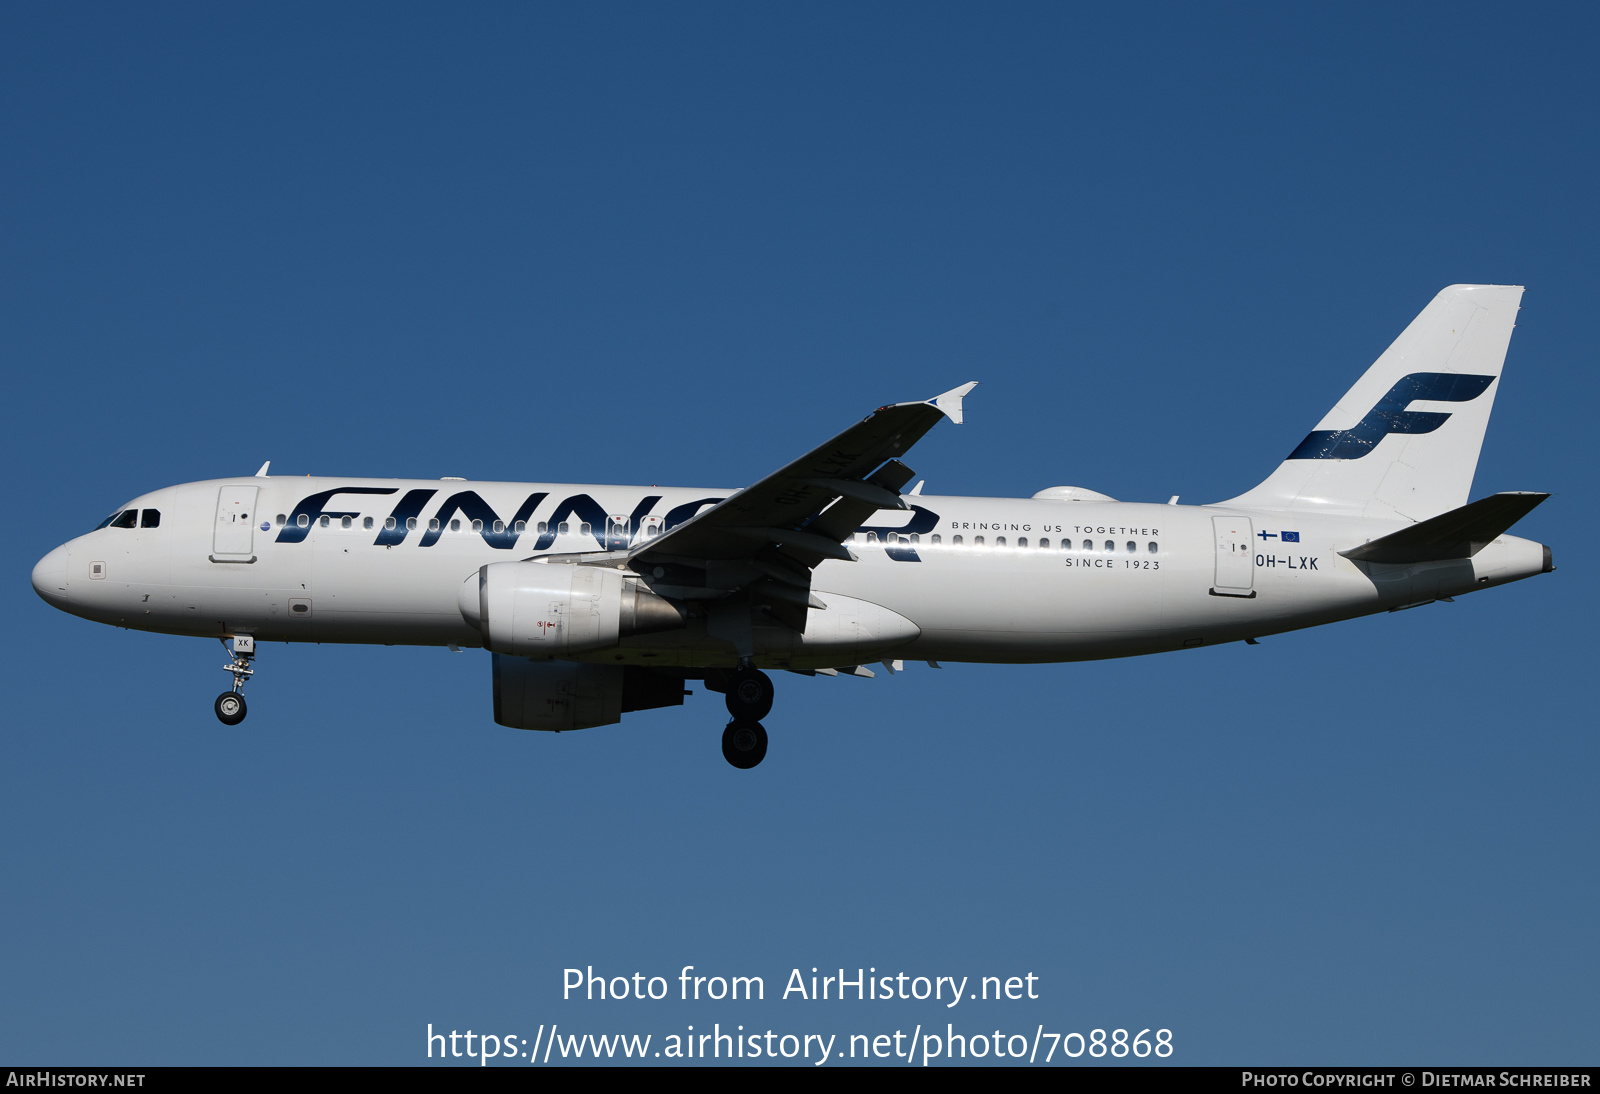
458;561;686;657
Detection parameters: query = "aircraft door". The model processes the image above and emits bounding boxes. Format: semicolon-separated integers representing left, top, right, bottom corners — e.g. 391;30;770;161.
607;514;632;552
1211;515;1255;597
213;486;259;561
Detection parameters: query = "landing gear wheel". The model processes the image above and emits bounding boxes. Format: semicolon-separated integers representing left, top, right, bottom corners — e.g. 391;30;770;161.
215;691;247;726
722;720;768;769
217;638;255;726
725;667;774;721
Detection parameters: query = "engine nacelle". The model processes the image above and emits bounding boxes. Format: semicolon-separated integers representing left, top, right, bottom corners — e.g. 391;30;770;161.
458;561;685;656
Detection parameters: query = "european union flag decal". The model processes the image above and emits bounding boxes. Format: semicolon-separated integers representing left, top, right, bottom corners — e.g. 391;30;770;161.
1281;530;1300;543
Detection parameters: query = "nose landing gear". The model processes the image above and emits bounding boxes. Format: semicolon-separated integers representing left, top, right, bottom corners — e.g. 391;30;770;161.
215;691;247;725
215;635;254;726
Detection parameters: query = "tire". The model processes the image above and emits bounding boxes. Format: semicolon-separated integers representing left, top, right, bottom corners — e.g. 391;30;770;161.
724;667;774;721
215;691;247;726
721;720;768;769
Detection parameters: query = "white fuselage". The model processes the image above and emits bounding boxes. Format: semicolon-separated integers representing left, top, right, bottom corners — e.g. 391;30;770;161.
32;476;1549;670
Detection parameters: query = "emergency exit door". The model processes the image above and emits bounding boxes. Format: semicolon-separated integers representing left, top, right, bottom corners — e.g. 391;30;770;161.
606;515;632;551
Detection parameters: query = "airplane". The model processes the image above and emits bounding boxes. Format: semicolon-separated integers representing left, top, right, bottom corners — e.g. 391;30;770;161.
31;284;1552;768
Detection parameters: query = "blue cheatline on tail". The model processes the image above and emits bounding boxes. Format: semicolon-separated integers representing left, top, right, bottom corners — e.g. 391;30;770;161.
1286;372;1496;461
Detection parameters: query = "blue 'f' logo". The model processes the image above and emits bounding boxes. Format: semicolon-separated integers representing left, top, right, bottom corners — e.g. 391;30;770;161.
1287;372;1495;460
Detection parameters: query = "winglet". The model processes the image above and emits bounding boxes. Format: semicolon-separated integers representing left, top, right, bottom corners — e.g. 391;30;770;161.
255;461;271;478
929;381;978;424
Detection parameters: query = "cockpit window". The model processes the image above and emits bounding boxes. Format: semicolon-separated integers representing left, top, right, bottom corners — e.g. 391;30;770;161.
109;509;138;529
141;509;161;528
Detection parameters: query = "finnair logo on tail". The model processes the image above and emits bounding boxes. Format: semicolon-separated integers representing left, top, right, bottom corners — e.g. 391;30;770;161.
1288;372;1496;461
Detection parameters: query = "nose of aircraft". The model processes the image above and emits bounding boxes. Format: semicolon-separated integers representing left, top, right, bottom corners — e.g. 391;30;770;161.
31;543;70;607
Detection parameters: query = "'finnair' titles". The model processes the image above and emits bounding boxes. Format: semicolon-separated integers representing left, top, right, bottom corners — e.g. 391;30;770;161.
33;285;1552;767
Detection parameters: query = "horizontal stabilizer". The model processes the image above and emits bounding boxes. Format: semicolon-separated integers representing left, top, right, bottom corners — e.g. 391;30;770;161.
1339;492;1548;564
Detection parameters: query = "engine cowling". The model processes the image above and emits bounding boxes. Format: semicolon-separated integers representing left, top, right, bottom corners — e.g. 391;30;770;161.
458;561;685;656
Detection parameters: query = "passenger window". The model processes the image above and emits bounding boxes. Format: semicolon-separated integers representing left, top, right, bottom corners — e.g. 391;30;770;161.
1038;537;1048;549
450;519;461;532
472;519;483;533
319;515;330;528
275;514;286;526
996;536;1007;547
910;534;919;544
538;522;547;534
866;532;879;543
492;520;504;533
580;522;591;536
1104;540;1114;552
1149;541;1159;553
111;509;138;529
1017;537;1027;548
405;517;417;532
141;509;161;528
558;522;569;535
1084;539;1093;551
514;520;526;534
341;516;352;529
297;514;310;529
931;534;941;545
953;535;963;545
1127;540;1136;553
429;518;440;532
974;536;985;546
647;525;659;537
384;517;396;531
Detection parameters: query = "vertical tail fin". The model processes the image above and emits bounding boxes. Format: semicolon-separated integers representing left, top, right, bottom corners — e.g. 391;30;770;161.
1220;284;1524;522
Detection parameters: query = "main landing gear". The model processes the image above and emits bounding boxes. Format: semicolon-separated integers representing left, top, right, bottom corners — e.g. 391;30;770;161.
721;664;773;769
215;635;254;726
722;720;768;769
726;664;774;721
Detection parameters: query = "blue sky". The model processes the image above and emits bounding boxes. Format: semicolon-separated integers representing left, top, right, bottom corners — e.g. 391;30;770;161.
2;2;1595;1065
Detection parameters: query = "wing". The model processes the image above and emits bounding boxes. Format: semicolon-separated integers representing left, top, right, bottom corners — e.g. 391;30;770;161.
629;382;976;631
